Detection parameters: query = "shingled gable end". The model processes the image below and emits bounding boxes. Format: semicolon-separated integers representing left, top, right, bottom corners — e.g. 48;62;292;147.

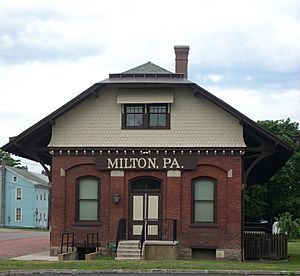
2;46;292;260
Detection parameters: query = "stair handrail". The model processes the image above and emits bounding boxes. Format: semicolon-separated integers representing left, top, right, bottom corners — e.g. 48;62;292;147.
138;219;146;258
116;218;126;251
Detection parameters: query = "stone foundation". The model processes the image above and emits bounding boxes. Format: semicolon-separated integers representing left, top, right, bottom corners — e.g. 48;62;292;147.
216;249;241;260
177;245;192;260
143;241;178;260
50;246;61;256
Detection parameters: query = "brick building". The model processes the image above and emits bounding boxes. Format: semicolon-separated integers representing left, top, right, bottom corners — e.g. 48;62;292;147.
2;46;292;260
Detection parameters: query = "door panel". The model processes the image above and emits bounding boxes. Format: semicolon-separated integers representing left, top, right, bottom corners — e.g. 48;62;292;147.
148;195;159;219
132;225;143;236
133;195;144;220
147;224;158;236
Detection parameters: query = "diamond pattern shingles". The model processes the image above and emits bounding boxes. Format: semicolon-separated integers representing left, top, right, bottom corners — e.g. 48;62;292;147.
122;62;173;74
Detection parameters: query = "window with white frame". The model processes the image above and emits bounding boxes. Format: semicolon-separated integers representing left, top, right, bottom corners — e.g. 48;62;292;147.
15;208;22;221
12;176;18;183
16;187;22;200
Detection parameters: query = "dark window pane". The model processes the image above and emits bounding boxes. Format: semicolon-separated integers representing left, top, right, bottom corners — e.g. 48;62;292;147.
148;104;168;127
158;114;166;126
135;114;143;126
126;114;135;126
149;114;158;126
125;105;144;127
132;179;147;190
146;179;161;189
131;179;161;190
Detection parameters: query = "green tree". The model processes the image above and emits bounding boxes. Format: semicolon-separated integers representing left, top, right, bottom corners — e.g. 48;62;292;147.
0;149;21;167
244;118;300;222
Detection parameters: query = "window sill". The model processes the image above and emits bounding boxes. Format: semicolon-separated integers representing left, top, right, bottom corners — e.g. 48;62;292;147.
189;223;219;228
74;222;102;227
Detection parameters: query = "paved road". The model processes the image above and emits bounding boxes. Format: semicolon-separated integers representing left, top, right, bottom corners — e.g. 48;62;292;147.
0;228;49;259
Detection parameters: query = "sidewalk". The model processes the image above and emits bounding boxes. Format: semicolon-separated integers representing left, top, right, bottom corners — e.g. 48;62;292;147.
10;251;58;262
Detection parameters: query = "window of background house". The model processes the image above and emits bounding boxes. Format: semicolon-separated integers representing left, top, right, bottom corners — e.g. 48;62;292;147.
77;177;100;222
192;177;216;223
16;208;22;221
123;103;169;129
12;176;18;183
16;187;22;200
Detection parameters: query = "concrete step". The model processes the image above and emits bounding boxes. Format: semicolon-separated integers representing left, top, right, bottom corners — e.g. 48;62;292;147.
116;240;143;260
115;256;142;260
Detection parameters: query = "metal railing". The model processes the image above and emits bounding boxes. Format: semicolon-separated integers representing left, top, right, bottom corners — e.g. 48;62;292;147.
116;218;126;251
139;218;177;257
84;233;100;254
60;232;74;254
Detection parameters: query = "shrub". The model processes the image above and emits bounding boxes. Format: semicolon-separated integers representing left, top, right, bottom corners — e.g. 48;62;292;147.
276;212;300;239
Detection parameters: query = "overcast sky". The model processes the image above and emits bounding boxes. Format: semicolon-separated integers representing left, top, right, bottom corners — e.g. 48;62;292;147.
0;0;299;172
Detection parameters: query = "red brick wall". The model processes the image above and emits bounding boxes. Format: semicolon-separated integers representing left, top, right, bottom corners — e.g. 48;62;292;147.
174;46;189;78
50;155;242;253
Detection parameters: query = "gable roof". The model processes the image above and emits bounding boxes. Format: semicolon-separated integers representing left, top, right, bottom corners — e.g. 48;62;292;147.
1;62;293;185
2;165;49;187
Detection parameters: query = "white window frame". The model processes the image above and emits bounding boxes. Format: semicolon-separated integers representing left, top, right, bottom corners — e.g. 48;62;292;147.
15;208;22;221
12;176;18;183
15;187;22;200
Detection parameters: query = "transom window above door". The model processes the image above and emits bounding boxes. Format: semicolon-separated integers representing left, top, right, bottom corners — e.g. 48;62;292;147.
122;104;170;129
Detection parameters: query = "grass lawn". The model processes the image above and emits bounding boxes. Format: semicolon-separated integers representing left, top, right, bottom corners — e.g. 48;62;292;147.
0;241;299;272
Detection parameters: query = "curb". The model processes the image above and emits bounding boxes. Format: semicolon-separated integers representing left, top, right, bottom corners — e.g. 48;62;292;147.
0;269;299;275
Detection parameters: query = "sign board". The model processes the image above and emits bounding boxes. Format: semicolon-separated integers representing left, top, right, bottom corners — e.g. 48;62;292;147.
95;156;197;170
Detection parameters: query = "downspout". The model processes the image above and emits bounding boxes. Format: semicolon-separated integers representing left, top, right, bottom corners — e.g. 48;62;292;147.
38;161;51;231
241;154;246;261
1;161;6;226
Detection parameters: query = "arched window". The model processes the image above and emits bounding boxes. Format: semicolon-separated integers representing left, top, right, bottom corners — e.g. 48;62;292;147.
76;176;100;222
192;177;216;223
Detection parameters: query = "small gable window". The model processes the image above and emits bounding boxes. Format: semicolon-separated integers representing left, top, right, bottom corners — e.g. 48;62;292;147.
122;104;170;129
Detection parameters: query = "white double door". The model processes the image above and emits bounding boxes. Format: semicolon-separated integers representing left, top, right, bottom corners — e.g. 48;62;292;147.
130;193;161;240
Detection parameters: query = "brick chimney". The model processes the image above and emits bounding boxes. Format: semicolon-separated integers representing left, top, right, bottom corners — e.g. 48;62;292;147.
174;45;190;78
